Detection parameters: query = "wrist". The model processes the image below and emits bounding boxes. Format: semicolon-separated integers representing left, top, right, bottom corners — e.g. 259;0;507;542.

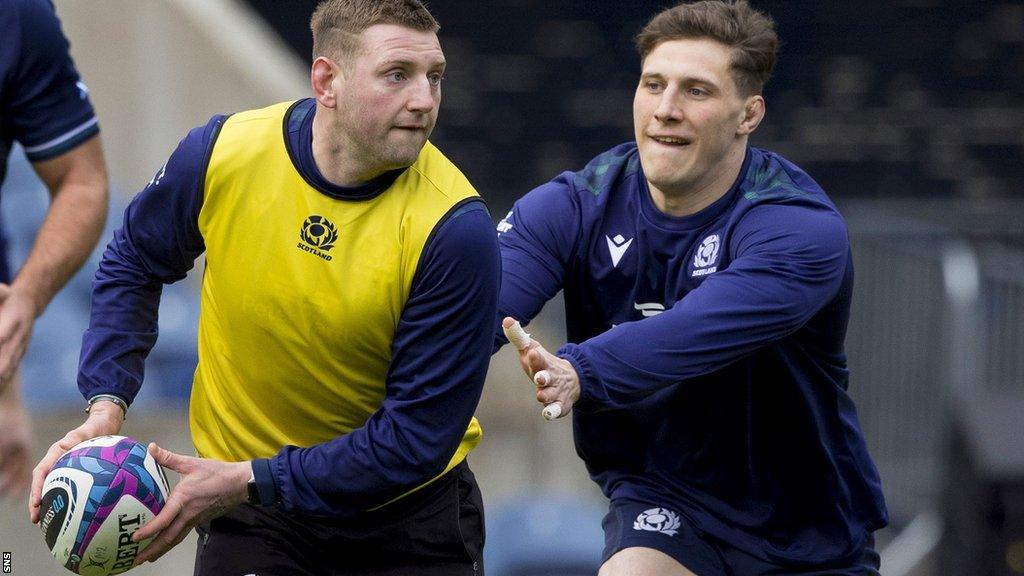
557;344;602;409
247;458;278;506
242;461;257;505
245;461;258;505
7;280;48;319
85;395;128;421
0;374;21;403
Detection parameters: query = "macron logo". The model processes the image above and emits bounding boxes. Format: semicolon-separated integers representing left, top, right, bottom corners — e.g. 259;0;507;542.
606;234;633;267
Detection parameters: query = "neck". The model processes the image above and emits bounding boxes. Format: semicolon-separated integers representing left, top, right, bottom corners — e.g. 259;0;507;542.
311;105;378;187
648;144;746;217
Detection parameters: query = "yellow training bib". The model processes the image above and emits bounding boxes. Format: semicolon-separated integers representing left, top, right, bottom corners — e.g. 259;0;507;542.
189;101;482;490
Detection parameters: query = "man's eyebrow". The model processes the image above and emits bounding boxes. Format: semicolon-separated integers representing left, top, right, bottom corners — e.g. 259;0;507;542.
377;58;447;69
641;70;720;87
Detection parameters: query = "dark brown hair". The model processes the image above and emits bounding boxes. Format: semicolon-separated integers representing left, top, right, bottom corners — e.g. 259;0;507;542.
310;0;440;63
636;0;778;95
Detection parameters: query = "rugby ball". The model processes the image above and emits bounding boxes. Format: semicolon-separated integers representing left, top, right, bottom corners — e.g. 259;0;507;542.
39;435;170;575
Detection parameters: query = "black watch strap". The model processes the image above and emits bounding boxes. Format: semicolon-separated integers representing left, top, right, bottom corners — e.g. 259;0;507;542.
247;458;277;506
247;475;261;505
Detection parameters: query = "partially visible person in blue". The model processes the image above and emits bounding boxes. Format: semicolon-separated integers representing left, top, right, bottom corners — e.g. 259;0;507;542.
496;1;888;574
0;0;109;500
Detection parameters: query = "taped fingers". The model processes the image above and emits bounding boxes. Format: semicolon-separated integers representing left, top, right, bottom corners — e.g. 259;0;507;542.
542;403;562;420
534;370;550;387
502;318;532;351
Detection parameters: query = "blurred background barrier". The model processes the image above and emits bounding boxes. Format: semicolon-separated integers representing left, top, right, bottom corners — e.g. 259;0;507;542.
1;1;1022;575
940;390;1024;575
840;199;1024;576
242;0;1024;216
484;493;607;576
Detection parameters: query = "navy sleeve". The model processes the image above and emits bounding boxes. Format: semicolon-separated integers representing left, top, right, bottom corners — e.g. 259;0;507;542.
267;201;500;515
494;173;579;350
77;117;222;404
559;203;850;410
8;0;98;160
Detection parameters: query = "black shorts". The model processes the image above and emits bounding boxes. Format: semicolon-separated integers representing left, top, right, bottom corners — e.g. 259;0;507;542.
193;461;485;576
602;497;880;576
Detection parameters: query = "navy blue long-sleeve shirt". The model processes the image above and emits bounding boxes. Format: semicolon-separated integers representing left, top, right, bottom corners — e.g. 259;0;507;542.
496;143;887;564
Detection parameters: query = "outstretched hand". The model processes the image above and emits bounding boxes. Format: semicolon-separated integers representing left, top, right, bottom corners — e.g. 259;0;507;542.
131;444;250;566
502;317;580;419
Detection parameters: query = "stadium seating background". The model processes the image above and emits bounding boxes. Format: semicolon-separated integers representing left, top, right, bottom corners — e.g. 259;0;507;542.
248;0;1024;214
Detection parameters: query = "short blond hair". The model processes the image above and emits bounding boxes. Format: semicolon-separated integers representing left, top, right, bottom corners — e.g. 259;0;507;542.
310;0;440;63
636;0;778;96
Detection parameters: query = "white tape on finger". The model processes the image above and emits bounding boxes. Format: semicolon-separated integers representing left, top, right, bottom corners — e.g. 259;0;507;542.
542;403;562;420
503;320;532;351
534;370;550;387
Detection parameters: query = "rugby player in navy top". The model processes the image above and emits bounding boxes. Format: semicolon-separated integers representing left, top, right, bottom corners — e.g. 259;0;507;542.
30;1;497;574
0;0;108;500
497;1;888;574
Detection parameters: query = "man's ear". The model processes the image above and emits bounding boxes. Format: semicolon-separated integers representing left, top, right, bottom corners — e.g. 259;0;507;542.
312;56;340;108
737;94;765;136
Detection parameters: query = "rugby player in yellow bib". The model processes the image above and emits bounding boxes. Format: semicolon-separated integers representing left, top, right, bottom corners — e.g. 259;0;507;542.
29;2;499;574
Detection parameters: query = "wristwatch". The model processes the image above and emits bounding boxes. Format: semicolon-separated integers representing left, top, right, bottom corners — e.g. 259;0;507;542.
85;394;129;420
246;467;260;505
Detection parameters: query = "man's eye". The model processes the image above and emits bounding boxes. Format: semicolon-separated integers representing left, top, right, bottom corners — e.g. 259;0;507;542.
388;71;406;82
428;73;444;86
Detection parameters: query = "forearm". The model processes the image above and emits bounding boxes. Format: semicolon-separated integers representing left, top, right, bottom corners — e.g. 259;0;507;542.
77;231;165;404
19;135;108;316
11;178;107;315
269;408;472;514
564;260;847;410
76;123;212;403
494;184;577;352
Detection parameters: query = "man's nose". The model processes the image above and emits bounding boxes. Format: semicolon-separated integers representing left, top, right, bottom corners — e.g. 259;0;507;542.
653;89;683;123
406;77;437;112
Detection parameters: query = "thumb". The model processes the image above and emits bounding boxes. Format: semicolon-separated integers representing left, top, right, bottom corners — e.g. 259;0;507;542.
148;443;181;471
502;317;534;351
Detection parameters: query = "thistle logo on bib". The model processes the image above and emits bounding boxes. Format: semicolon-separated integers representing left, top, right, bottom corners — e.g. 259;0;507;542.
633;507;681;536
692;234;720;277
297;215;337;261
